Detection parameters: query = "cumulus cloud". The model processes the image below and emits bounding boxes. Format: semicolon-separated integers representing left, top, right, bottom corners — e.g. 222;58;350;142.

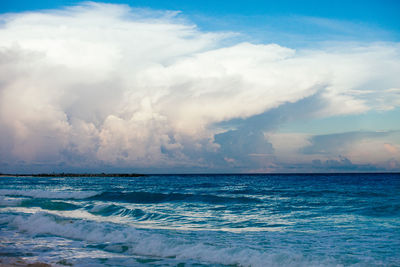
0;2;399;172
300;131;387;155
266;131;400;172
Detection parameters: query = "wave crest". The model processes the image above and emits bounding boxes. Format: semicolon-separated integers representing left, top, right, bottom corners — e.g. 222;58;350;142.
0;189;100;199
90;191;261;204
7;212;350;267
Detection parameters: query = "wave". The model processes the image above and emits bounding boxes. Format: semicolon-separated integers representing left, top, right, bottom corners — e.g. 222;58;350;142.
0;189;100;199
355;204;400;218
0;196;23;207
6;212;349;267
21;199;81;211
88;203;146;218
89;191;262;204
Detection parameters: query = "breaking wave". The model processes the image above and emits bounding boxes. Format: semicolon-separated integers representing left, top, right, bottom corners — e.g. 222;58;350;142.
0;189;100;199
6;212;347;267
89;191;262;204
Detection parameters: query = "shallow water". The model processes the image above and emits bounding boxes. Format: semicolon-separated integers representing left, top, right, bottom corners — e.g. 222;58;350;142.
0;173;399;266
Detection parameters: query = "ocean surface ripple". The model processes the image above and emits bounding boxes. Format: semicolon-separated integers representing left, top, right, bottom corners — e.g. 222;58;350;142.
0;174;399;266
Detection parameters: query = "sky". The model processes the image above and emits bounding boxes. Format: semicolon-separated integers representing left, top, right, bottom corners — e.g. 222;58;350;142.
0;0;399;173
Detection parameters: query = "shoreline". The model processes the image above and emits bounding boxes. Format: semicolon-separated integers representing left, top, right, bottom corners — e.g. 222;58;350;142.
0;173;145;178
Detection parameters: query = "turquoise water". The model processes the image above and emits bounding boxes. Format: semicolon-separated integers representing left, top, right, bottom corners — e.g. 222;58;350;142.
0;174;399;266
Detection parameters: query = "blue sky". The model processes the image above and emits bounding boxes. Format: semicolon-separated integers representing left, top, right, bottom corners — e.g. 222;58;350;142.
2;0;400;45
2;0;400;26
0;1;399;173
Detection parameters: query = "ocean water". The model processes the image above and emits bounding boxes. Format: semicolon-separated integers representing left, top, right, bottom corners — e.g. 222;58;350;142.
0;173;399;267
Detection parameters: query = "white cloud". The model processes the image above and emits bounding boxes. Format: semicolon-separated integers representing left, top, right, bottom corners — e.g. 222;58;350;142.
265;132;312;163
0;3;399;170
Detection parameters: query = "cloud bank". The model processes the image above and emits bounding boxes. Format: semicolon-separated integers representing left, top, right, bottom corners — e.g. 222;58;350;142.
0;3;399;172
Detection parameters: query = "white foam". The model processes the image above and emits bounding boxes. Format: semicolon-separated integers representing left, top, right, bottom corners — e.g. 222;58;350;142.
8;212;345;267
0;189;100;199
0;196;23;207
89;203;113;213
11;212;142;243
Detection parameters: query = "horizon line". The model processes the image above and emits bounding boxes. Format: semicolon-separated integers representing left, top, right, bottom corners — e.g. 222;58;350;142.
1;172;399;177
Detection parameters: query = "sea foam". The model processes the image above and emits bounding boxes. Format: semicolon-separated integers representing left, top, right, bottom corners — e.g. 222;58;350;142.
0;189;100;199
8;212;345;267
0;196;23;207
1;174;398;266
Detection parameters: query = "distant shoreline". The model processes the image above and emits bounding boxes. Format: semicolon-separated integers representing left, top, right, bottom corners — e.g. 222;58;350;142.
0;173;146;177
0;172;398;178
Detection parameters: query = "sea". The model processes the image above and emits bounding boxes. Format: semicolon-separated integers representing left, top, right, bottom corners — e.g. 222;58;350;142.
0;173;399;267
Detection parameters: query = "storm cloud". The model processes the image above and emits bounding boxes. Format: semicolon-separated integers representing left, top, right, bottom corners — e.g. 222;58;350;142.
0;3;399;172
